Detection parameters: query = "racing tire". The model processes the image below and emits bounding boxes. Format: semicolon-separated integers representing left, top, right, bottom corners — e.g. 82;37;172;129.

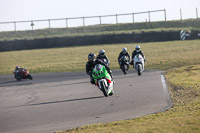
122;64;127;74
100;81;108;97
109;91;114;96
27;74;33;80
138;64;142;76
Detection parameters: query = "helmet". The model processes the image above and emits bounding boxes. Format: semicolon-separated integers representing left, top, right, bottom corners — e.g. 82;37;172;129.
136;45;141;52
122;47;127;53
88;53;96;61
95;64;103;71
99;49;105;57
15;65;20;69
93;64;105;78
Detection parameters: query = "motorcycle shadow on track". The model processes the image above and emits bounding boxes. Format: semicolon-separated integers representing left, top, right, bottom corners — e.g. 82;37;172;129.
52;81;89;87
24;96;105;107
0;80;18;84
0;80;33;87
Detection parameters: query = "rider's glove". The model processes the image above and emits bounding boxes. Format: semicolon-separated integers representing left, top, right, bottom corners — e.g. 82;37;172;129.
109;70;112;73
87;71;91;75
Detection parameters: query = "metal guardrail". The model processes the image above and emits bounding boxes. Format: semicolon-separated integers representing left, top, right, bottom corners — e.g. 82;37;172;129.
0;8;198;32
0;9;167;31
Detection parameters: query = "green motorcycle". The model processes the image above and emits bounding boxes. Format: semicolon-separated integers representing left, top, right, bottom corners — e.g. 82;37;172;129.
92;64;114;97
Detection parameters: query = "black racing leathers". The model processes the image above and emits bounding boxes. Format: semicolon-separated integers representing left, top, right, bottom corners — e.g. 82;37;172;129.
132;50;145;59
96;54;110;65
118;52;130;64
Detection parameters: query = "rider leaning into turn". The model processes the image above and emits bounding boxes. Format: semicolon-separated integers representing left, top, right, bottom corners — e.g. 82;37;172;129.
14;65;24;77
97;49;110;65
86;53;113;85
131;45;145;66
118;47;130;68
14;65;21;71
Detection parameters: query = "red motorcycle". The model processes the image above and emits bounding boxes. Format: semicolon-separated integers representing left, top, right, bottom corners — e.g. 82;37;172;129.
14;68;33;81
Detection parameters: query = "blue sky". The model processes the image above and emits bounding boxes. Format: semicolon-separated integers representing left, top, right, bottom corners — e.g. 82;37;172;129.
0;0;199;31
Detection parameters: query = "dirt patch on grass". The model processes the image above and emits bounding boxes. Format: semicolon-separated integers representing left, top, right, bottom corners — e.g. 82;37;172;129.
168;80;200;105
184;66;200;72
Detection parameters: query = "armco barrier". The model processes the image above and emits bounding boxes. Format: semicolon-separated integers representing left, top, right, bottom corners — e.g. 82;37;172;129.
0;30;199;52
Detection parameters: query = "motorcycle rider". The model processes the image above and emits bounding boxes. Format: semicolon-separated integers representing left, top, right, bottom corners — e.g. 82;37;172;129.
131;45;145;67
86;53;113;85
92;64;113;90
14;65;21;71
97;49;110;66
118;47;130;69
14;65;24;78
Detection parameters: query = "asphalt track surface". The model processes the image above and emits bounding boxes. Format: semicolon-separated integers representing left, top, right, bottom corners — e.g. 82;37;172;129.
0;69;172;133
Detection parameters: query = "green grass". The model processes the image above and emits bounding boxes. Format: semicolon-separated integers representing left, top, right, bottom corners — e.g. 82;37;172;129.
52;65;200;133
1;40;200;75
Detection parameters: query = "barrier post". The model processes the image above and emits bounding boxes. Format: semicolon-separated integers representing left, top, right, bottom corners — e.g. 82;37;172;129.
99;16;102;25
180;9;183;20
14;22;16;31
148;11;151;22
66;18;68;28
116;14;118;24
31;21;34;31
164;9;167;21
83;17;85;26
132;13;134;23
48;19;51;29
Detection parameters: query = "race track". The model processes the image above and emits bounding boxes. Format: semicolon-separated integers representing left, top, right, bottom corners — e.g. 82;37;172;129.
0;69;171;133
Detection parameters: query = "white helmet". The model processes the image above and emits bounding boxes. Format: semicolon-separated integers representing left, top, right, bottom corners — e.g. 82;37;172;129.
99;49;105;56
15;65;20;69
136;45;141;52
122;47;127;53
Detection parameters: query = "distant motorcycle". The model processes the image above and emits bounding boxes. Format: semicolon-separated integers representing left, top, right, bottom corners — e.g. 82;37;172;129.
92;64;114;97
14;68;33;81
119;55;129;74
134;54;145;76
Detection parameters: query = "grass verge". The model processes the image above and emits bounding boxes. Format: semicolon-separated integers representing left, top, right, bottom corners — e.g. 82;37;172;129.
53;65;200;133
0;40;200;75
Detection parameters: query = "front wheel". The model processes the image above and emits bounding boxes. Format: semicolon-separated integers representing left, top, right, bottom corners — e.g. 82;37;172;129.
27;74;33;80
14;73;21;81
122;64;128;74
17;76;21;81
109;90;114;96
137;64;142;76
100;81;108;97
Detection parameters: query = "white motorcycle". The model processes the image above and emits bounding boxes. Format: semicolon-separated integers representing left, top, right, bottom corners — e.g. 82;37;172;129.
134;54;145;76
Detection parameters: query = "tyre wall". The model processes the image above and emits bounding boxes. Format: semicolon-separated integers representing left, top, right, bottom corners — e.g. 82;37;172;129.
0;30;199;52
